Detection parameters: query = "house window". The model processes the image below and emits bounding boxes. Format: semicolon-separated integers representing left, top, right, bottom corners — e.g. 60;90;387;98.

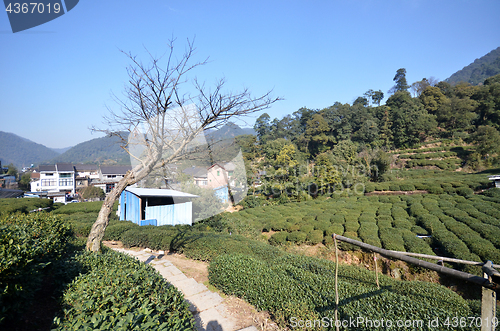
45;173;54;176
59;179;73;186
107;175;116;178
228;171;234;176
60;173;72;178
41;179;57;186
106;183;115;193
217;170;220;176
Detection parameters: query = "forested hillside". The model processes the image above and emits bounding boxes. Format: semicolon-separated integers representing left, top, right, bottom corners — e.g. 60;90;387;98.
446;46;500;85
48;134;131;165
240;70;500;202
0;131;59;169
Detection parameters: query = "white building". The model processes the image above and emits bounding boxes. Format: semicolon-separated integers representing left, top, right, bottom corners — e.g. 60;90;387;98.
92;165;132;194
31;164;76;194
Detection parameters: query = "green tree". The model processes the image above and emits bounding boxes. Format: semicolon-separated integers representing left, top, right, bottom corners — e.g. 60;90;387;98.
81;186;105;200
470;125;500;158
389;68;409;94
235;134;257;159
6;163;18;178
254;113;271;144
410;78;433;97
18;172;31;191
362;89;385;106
419;86;450;115
313;153;341;194
302;113;334;156
474;80;500;129
262;138;289;164
387;91;437;148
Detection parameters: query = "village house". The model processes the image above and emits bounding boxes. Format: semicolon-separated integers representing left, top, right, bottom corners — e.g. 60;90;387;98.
30;164;76;194
92;165;132;194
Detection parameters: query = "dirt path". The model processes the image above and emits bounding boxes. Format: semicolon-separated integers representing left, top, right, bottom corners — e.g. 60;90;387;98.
103;241;280;331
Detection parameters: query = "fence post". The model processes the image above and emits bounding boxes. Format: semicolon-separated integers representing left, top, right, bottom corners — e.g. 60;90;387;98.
482;261;498;331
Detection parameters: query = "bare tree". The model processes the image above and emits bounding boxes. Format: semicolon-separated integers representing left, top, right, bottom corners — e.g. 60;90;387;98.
86;40;281;252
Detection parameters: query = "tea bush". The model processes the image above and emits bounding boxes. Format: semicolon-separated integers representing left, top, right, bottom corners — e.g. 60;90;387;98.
0;198;53;216
209;252;472;330
269;231;287;246
0;212;72;324
53;250;194;330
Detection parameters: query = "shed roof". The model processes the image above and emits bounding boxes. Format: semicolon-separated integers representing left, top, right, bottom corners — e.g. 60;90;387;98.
125;187;198;198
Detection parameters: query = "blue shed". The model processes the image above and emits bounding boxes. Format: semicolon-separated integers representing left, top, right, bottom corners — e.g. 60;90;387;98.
119;187;198;226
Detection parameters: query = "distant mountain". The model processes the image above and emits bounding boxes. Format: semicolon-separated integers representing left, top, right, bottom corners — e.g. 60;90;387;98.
48;134;130;165
446;46;500;85
1;124;256;168
206;123;256;141
50;146;73;154
0;131;59;169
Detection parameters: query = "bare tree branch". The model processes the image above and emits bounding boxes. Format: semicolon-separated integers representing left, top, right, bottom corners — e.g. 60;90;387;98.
86;39;281;252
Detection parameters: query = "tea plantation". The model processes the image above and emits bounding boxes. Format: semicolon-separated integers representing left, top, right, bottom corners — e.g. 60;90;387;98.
222;191;500;274
0;199;195;330
2;178;500;330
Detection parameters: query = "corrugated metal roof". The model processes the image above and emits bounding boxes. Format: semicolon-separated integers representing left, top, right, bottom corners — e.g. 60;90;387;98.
126;187;198;198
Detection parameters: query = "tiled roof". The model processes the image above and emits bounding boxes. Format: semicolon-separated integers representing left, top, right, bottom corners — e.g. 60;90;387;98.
74;164;99;171
56;163;75;172
182;166;207;178
39;165;56;172
100;165;132;175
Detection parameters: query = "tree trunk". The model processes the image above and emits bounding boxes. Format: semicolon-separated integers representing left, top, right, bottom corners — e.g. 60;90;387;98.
86;172;135;252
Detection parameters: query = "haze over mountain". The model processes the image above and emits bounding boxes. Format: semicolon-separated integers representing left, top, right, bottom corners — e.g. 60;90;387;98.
446;46;500;85
47;123;254;165
0;131;59;169
50;146;73;154
48;134;131;165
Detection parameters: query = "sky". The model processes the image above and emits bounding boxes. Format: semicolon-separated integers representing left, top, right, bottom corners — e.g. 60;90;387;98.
0;0;499;149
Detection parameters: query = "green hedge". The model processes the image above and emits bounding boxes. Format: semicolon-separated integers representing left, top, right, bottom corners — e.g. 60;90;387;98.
209;252;472;330
53;250;194;330
0;212;72;324
0;198;53;216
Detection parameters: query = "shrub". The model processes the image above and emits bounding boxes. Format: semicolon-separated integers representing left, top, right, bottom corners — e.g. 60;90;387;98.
399;184;416;191
306;230;324;245
287;231;307;244
0;198;53;216
379;228;405;251
270;219;289;231
103;221;137;241
456;187;474;198
0;213;72;324
209;252;472;330
53;250;194;330
269;231;288;246
53;201;110;215
299;224;314;234
389;184;401;191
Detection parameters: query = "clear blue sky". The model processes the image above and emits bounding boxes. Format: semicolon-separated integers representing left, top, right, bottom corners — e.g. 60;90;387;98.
1;0;499;148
